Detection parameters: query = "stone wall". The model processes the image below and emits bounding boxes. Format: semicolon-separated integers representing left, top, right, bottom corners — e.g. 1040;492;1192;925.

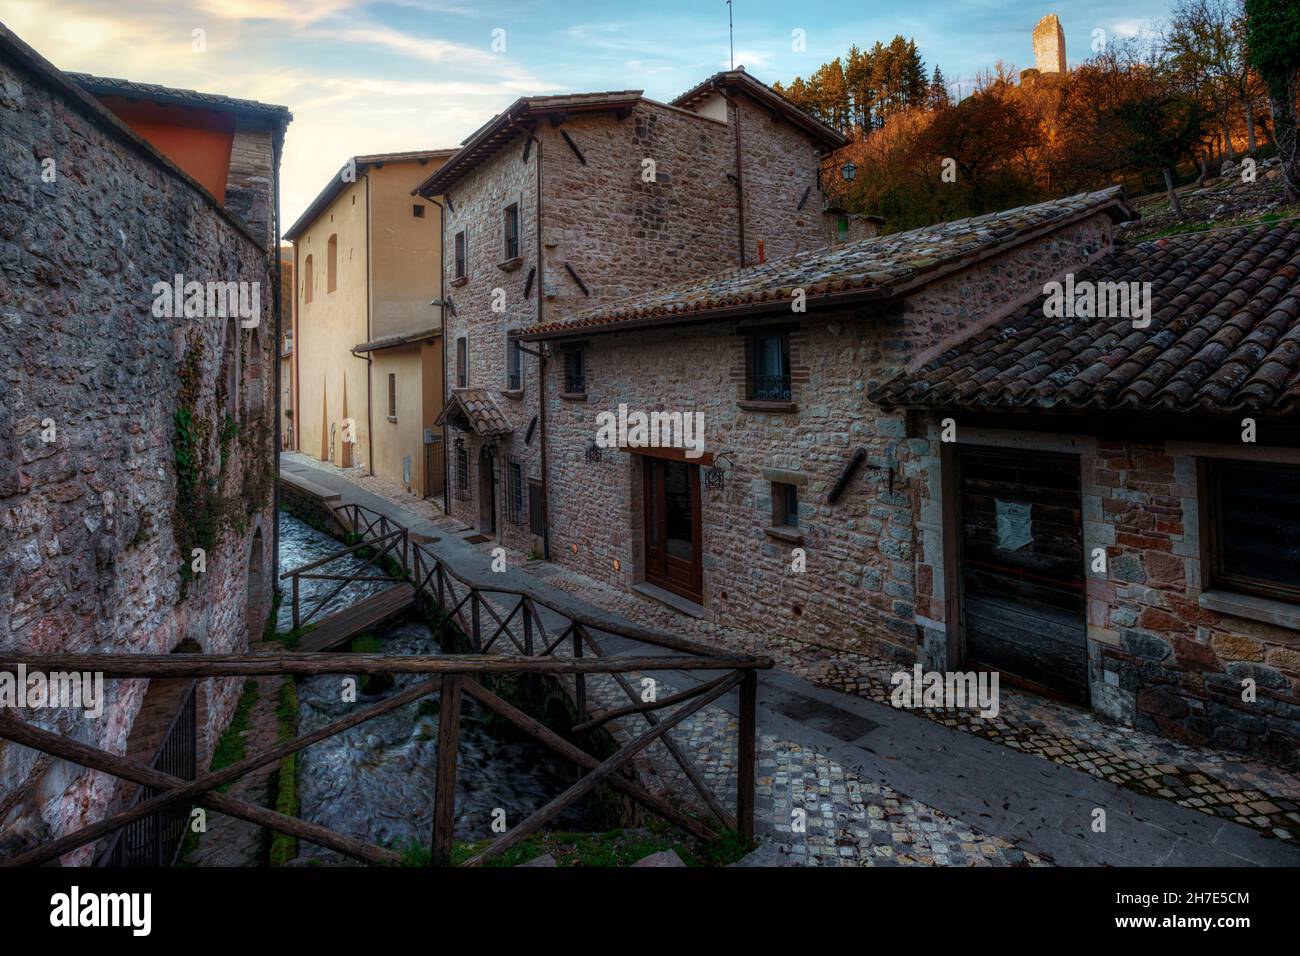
226;119;277;251
0;44;276;858
442;93;832;550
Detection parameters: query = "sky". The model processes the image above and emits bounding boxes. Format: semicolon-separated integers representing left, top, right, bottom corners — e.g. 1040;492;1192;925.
0;0;1173;231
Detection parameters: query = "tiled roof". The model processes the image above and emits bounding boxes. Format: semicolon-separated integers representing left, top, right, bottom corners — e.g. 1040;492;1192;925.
436;388;513;437
67;72;291;120
352;327;441;353
523;187;1134;339
872;220;1300;416
284;150;456;240
671;67;848;150
414;91;644;197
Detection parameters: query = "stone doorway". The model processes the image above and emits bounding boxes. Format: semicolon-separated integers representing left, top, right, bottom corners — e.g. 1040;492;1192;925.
478;445;497;535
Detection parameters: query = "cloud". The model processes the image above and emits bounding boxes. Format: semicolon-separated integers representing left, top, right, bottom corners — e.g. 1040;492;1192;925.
308;23;502;66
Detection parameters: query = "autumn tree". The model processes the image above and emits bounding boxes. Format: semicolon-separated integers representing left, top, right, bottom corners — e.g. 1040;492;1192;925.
1244;0;1300;201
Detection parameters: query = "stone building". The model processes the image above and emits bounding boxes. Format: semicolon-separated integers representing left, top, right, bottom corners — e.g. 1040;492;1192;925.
1032;14;1067;75
287;151;453;499
415;68;847;552
0;24;288;858
521;185;1300;767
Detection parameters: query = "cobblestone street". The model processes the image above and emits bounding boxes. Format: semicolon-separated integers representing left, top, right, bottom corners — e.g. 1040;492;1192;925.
281;452;1300;865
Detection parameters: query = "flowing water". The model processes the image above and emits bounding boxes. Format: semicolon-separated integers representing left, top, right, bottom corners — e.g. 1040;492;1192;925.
279;512;590;863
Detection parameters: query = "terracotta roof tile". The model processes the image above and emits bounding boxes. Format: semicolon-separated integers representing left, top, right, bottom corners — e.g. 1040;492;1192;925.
872;220;1300;416
524;187;1133;339
436;388;513;437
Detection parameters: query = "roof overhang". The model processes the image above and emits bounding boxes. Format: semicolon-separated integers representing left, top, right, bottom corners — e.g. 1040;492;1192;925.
352;327;442;353
285;150;456;241
672;69;848;151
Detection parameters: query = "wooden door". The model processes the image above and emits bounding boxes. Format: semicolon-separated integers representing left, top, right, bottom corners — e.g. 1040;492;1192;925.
957;445;1088;704
643;456;702;603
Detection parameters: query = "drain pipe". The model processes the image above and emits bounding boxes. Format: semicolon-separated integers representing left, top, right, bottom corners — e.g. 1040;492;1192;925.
427;195;449;518
271;131;283;592
721;88;747;267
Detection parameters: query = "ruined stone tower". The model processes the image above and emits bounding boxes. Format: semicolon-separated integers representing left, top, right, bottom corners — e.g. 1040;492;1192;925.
1032;14;1067;74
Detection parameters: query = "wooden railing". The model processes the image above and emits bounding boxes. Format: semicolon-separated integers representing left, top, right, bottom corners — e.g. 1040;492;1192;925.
281;503;409;630
0;507;771;867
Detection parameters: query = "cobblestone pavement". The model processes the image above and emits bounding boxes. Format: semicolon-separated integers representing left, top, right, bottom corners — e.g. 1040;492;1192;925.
281;453;1300;858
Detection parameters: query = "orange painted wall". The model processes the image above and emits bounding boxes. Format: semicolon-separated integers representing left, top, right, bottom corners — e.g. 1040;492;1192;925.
95;96;236;203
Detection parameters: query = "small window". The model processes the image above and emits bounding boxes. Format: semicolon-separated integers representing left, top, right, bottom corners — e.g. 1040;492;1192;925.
507;460;524;525
562;346;586;395
504;203;520;260
506;336;522;391
772;482;798;529
1208;459;1300;602
456;336;468;388
455;443;470;498
454;230;467;279
528;479;544;536
303;254;313;304
387;373;397;420
412;204;425;218
749;332;791;401
327;234;338;293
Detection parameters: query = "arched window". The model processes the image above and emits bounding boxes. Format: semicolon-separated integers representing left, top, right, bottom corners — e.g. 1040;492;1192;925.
327;234;338;293
303;254;313;304
246;327;264;418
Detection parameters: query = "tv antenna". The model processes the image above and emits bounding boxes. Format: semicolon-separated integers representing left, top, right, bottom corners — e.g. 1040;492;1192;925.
726;0;734;69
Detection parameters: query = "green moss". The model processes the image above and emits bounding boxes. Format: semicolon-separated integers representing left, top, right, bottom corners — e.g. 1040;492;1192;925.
268;679;300;866
207;679;259;786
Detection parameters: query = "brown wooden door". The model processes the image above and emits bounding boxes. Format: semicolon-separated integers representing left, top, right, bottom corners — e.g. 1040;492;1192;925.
643;456;702;603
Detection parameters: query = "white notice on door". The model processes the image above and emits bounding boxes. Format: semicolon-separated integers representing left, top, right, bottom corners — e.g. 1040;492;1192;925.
995;499;1033;551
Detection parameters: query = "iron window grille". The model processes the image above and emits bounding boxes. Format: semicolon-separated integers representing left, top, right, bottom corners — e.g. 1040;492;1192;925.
504;204;520;260
563;347;586;394
749;332;791;402
773;481;799;528
455;441;470;499
456;337;468;388
506;459;525;525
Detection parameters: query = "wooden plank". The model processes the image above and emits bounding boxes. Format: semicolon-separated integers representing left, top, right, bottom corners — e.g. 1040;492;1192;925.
431;675;462;866
736;670;757;843
295;584;416;652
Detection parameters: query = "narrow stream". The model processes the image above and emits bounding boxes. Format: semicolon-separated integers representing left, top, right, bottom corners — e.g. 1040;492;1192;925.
279;513;590;863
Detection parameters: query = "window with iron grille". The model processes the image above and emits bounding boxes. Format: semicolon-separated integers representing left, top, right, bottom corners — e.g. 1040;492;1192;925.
748;332;791;401
456;336;468;388
504;203;520;260
454;230;466;279
528;479;544;536
387;373;397;420
506;460;524;525
1207;458;1300;602
507;336;522;391
772;482;799;528
455;443;470;499
562;346;586;394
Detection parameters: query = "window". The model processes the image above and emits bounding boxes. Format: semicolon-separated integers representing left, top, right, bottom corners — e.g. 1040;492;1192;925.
772;482;799;528
562;346;586;395
454;230;467;280
506;460;524;525
303;254;313;304
456;336;468;388
506;336;522;391
749;332;791;401
455;443;470;499
504;203;520;260
412;204;425;218
387;373;397;421
528;479;544;536
327;234;338;293
1207;458;1300;602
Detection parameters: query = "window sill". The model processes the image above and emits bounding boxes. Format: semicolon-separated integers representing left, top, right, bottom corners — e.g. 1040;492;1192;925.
497;256;524;272
764;526;804;545
450;276;468;288
500;388;524;400
386;416;397;424
559;391;588;402
1199;590;1300;634
739;400;798;414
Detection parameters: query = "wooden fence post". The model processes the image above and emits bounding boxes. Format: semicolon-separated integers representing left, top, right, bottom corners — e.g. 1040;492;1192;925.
291;575;300;631
737;670;757;844
431;675;463;866
470;592;482;653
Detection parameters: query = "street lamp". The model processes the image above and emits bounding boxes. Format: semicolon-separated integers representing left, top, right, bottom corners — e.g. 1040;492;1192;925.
840;161;858;183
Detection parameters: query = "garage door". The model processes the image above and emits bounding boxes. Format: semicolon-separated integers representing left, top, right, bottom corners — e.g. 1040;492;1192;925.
957;445;1088;704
